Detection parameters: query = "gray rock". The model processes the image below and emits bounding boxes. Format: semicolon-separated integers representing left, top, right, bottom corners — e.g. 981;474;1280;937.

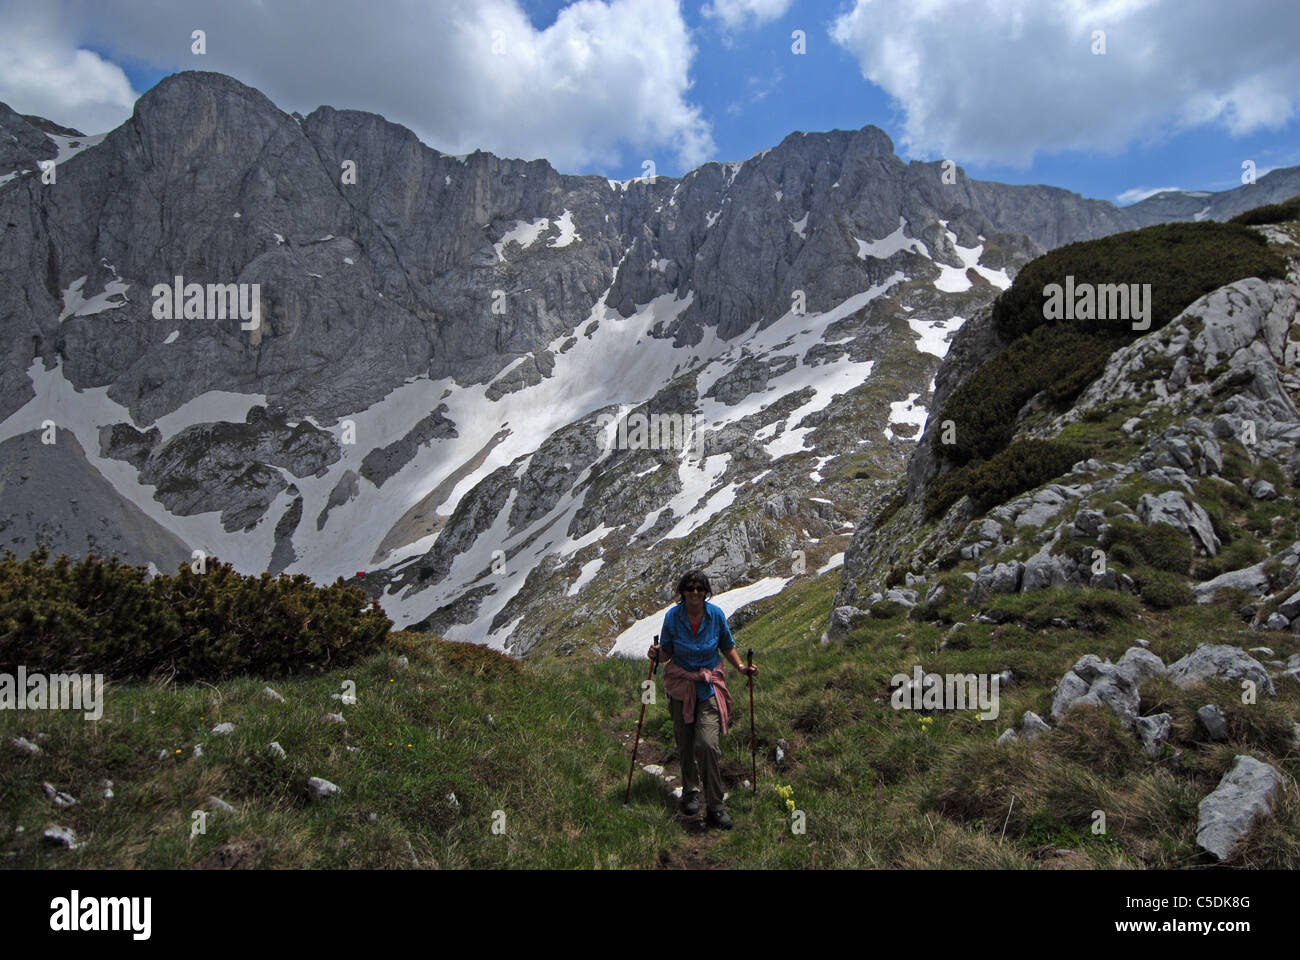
1196;704;1229;741
882;588;918;608
42;783;78;807
307;777;340;799
1050;654;1140;727
997;728;1019;745
42;826;79;849
1194;563;1270;602
323;712;346;724
1167;644;1275;696
1263;613;1290;631
1196;755;1285;860
211;722;236;735
1072;509;1107;539
268;741;287;759
207;795;235;814
1137;491;1219;556
1016;496;1065;529
262;686;285;702
1251;479;1278;500
827;605;870;640
1117;646;1167;687
1276;590;1300;620
1021;547;1067;593
1135;713;1172;759
1020;711;1052;741
11;736;41;756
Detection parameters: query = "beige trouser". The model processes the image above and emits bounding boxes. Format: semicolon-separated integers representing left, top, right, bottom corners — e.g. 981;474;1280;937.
670;695;724;813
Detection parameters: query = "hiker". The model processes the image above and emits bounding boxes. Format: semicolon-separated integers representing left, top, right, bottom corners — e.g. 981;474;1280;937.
647;570;757;829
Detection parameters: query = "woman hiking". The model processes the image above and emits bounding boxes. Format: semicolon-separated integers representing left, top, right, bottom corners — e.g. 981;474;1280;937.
647;570;758;829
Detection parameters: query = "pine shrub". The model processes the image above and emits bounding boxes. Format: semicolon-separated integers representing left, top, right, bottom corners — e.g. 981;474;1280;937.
0;547;392;681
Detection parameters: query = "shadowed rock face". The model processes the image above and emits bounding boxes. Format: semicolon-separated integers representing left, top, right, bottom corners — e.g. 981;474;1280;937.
0;429;190;570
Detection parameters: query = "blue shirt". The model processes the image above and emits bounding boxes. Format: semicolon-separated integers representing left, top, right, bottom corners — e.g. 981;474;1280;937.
659;601;736;701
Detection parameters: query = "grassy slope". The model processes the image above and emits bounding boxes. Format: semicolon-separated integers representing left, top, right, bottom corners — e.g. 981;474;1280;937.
5;563;1296;869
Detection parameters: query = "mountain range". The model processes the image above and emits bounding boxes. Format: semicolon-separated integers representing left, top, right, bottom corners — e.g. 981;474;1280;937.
3;70;1299;657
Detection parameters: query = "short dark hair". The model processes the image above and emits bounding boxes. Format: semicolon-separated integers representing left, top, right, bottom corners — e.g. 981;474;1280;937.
676;570;712;603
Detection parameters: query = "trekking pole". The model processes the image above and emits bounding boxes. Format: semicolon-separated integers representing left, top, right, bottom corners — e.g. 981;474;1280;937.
747;648;757;794
624;634;660;806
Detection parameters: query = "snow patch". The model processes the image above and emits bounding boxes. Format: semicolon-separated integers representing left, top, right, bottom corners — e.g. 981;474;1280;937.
856;218;924;260
607;576;790;658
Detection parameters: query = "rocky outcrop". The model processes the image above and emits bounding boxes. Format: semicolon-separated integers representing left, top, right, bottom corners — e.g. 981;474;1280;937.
1195;755;1285;860
1167;644;1276;697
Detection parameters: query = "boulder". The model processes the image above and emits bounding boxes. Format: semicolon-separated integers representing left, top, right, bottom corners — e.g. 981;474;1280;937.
1021;548;1067;593
1020;711;1052;741
827;605;870;641
1050;654;1140;727
307;777;340;800
1195;755;1285;860
1137;491;1220;556
1167;644;1275;696
1196;704;1229;741
1135;713;1172;759
1193;563;1270;603
1116;647;1166;687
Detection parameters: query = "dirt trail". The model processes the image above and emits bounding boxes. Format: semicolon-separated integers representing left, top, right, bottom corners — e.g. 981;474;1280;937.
608;704;739;870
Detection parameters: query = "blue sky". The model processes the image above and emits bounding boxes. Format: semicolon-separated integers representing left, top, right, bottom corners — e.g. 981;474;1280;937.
4;0;1299;207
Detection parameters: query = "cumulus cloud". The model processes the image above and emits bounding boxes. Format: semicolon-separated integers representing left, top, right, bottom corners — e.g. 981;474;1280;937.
0;6;137;134
702;0;794;32
829;0;1300;167
2;0;715;173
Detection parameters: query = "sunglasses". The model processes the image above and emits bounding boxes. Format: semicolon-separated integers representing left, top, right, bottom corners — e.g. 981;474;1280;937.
683;584;707;593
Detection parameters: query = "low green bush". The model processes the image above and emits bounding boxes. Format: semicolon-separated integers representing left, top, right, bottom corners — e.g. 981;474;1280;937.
926;439;1091;519
1136;570;1195;609
1102;520;1193;574
1229;196;1300;226
0;547;392;681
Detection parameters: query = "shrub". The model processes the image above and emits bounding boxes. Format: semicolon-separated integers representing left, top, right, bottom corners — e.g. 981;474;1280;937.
926;439;1091;519
990;221;1286;342
0;547;392;681
1136;570;1195;609
1229;196;1300;226
1102;520;1193;574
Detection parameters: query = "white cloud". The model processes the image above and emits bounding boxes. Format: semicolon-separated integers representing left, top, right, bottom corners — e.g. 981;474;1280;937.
829;0;1300;167
1116;185;1181;204
4;0;715;174
702;0;794;32
0;7;137;134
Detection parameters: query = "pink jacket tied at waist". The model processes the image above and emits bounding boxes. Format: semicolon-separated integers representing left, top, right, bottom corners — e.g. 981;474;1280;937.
664;661;733;736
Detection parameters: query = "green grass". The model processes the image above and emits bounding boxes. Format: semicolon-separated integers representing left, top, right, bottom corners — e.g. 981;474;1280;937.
7;565;1296;869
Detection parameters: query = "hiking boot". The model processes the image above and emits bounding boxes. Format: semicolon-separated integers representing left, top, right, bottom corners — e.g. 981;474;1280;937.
705;808;733;830
680;792;701;816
